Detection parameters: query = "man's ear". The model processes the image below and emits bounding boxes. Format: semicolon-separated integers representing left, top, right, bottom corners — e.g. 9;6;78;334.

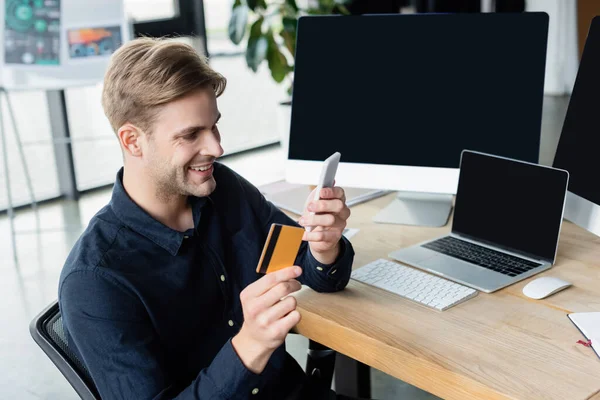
118;123;144;157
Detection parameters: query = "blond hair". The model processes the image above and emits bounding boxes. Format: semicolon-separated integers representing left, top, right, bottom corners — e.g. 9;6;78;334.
102;37;226;134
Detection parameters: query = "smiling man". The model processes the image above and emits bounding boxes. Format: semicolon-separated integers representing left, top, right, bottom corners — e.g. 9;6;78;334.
58;38;356;399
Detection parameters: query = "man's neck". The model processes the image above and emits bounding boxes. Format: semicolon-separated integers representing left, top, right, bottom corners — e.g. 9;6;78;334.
122;167;193;232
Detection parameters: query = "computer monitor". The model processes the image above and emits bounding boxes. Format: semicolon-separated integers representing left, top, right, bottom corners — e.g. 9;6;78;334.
552;16;600;237
287;13;549;226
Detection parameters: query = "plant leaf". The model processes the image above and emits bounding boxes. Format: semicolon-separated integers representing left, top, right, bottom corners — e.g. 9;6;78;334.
246;17;268;72
267;32;290;83
282;16;298;31
285;0;299;12
228;5;249;45
281;16;297;56
306;7;326;15
319;0;334;12
335;4;351;15
247;0;267;11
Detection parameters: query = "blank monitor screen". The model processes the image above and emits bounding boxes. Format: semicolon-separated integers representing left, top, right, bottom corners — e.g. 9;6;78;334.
453;151;568;262
552;17;600;206
289;13;548;167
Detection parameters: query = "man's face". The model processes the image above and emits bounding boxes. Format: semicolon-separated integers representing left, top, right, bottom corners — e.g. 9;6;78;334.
142;88;224;199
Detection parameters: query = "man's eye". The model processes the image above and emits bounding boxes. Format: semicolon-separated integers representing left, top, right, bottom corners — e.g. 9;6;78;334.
185;131;198;140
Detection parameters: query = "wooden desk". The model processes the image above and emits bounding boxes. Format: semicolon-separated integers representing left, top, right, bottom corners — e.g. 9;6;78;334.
293;192;600;400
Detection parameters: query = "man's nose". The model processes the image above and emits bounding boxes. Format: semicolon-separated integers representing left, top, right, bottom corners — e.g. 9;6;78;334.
203;132;224;158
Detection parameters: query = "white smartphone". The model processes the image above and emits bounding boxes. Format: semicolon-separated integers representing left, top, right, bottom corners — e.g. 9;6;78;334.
306;152;341;232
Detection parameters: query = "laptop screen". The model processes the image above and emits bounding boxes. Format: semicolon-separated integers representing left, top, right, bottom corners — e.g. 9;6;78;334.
452;151;568;262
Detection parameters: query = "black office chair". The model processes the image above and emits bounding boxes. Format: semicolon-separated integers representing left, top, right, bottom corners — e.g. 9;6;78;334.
29;300;100;399
30;300;338;399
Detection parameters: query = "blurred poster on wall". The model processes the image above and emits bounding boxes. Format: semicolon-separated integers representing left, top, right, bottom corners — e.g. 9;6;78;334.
4;0;61;65
1;0;132;90
67;25;122;59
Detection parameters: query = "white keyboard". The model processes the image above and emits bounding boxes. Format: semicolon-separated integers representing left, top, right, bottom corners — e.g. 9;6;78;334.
351;259;478;311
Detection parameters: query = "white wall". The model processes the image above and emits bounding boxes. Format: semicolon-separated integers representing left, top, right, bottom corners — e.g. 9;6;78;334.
526;0;579;95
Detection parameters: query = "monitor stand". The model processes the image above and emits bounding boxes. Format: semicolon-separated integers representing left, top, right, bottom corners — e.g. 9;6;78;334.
372;191;453;227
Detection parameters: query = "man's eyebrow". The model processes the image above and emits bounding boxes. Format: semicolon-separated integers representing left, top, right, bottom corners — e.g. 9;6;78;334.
173;125;203;138
173;113;221;138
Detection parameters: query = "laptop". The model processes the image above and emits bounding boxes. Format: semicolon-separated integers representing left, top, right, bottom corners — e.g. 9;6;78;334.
389;150;569;293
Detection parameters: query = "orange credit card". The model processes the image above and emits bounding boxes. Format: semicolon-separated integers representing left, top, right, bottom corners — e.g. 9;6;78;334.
256;224;305;274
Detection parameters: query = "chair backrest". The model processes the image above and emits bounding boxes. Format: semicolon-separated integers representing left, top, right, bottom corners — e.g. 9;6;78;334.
29;300;100;400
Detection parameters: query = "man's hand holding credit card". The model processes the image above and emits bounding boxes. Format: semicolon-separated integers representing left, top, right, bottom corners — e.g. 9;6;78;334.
233;264;303;374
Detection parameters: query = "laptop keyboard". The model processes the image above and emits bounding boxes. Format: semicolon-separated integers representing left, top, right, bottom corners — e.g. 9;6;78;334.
422;236;541;277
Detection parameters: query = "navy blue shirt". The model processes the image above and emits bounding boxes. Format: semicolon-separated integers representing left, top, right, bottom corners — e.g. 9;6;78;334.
58;163;354;399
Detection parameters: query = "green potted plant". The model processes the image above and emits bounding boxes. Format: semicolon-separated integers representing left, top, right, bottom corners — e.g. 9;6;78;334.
228;0;351;95
228;0;350;150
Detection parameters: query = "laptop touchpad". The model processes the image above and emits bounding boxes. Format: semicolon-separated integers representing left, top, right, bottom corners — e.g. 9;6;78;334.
421;255;489;281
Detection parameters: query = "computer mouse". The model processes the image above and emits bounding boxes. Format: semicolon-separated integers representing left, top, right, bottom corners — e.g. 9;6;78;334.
522;276;572;299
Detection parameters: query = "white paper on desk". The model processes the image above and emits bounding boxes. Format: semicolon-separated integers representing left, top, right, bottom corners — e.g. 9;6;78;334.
343;228;360;240
568;312;600;359
260;181;390;216
592;337;600;359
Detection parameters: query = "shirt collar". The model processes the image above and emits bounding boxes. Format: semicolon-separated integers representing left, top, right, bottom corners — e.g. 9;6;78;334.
109;168;207;256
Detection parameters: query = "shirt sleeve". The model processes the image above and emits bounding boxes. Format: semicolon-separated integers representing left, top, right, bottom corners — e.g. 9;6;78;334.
237;173;355;293
59;269;271;400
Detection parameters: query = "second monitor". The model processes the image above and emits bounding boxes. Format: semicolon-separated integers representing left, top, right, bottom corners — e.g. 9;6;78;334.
287;13;549;226
552;17;600;238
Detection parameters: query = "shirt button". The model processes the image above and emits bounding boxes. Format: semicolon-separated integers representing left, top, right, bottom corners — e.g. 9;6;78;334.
252;388;259;395
183;235;189;239
316;266;324;271
228;320;234;327
220;275;225;282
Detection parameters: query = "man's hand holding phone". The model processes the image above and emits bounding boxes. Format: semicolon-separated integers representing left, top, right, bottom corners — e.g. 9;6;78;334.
298;152;351;264
300;186;350;264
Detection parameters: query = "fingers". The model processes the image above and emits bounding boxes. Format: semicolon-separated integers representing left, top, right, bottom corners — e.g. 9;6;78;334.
318;187;345;202
302;229;341;243
237;266;304;355
307;198;345;214
270;309;302;336
339;206;351;221
301;212;349;229
241;266;302;300
259;296;298;326
242;279;302;325
302;213;336;228
257;279;302;310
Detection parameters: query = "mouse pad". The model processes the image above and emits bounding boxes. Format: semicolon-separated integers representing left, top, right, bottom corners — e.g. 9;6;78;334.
256;224;305;274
